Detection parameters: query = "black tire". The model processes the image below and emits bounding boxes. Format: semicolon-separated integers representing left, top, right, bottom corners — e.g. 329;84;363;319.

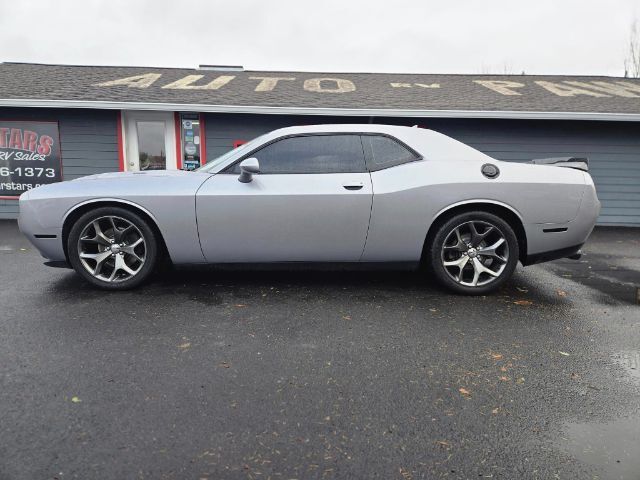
427;211;519;295
67;206;159;290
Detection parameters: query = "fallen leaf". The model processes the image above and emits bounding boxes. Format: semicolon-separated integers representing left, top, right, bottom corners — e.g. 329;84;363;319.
556;289;568;297
399;467;413;480
435;440;451;447
492;407;500;414
558;351;570;356
342;315;352;320
490;352;503;360
459;387;471;397
499;376;510;382
71;396;81;403
516;377;525;384
178;342;191;350
513;300;533;306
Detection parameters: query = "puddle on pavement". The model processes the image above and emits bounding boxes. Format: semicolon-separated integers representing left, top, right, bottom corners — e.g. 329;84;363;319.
561;351;640;479
562;417;640;480
612;351;640;383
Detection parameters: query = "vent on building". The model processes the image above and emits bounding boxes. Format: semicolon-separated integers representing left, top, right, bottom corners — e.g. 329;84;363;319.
198;65;244;71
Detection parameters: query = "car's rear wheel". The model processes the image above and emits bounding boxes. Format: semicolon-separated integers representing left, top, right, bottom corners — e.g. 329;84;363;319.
428;211;519;295
67;207;158;290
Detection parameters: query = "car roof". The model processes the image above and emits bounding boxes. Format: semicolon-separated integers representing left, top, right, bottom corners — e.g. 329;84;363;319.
239;124;494;165
267;124;423;136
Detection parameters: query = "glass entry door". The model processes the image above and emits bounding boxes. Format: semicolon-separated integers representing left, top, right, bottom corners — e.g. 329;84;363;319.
123;111;177;171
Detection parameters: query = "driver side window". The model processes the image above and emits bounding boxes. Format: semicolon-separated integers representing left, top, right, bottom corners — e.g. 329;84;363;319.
226;134;366;174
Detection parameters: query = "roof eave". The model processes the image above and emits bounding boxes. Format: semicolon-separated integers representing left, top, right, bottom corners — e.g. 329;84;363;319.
0;98;639;122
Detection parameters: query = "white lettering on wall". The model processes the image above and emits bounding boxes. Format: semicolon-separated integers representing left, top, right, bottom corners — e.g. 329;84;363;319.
390;83;440;89
474;80;525;96
534;81;609;97
91;72;640;101
94;73;162;88
303;78;356;93
161;75;236;90
563;81;640;98
249;77;296;92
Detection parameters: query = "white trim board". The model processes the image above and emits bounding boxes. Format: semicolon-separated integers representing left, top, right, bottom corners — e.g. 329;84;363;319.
1;98;640;122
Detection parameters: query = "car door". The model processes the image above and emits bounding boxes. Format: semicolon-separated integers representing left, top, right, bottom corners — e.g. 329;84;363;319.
358;134;427;262
196;134;373;263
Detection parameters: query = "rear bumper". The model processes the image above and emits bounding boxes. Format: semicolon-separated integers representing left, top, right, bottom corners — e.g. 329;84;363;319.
524;243;583;266
523;182;600;264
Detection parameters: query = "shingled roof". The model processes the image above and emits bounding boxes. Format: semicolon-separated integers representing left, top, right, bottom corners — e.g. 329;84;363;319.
1;62;640;121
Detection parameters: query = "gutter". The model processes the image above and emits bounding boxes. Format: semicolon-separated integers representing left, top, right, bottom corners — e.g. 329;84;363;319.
0;98;639;122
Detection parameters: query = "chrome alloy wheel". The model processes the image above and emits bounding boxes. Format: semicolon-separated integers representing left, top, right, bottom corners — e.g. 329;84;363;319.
440;220;509;287
77;216;146;282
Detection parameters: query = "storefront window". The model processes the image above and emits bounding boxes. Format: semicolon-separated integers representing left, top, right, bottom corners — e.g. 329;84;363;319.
136;121;166;170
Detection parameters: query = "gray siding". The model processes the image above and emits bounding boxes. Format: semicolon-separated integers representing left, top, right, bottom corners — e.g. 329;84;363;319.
1;109;638;226
0;108;119;219
206;114;640;226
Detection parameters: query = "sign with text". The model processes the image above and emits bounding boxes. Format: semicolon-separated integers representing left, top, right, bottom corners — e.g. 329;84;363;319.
180;113;202;170
0;121;62;198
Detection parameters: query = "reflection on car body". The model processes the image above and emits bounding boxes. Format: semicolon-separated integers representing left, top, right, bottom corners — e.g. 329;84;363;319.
19;124;600;294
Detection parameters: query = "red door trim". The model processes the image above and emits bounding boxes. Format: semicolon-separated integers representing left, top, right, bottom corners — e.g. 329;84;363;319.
174;112;182;170
116;111;125;171
199;113;207;164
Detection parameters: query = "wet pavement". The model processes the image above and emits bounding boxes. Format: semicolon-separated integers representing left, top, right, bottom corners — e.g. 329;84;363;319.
0;221;639;480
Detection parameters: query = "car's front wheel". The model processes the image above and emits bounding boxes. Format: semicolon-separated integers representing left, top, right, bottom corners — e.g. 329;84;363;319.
67;207;158;290
428;211;519;295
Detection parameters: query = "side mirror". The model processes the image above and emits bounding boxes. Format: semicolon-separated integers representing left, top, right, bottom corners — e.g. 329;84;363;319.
238;157;260;183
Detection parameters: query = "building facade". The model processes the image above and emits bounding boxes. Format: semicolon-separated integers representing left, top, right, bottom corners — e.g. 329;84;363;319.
1;63;639;225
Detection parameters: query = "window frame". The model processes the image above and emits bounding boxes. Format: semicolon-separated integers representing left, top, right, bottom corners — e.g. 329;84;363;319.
218;132;424;175
359;132;423;172
221;132;369;175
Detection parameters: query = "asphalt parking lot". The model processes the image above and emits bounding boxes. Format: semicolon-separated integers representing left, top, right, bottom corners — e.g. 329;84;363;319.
1;220;639;480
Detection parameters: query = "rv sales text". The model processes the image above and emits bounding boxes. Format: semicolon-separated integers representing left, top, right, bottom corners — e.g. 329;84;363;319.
0;151;48;161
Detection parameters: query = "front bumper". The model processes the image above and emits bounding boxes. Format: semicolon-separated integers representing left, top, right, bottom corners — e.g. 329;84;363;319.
18;194;67;262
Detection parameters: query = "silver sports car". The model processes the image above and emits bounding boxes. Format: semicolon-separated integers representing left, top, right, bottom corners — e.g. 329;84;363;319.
18;124;600;294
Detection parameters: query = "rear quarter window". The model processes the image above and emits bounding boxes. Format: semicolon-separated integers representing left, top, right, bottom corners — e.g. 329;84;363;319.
362;135;421;171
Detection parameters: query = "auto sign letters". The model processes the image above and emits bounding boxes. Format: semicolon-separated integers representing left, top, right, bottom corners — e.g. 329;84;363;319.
0;121;62;197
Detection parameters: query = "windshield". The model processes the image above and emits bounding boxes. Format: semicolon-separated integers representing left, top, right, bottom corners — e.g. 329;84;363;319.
197;134;268;173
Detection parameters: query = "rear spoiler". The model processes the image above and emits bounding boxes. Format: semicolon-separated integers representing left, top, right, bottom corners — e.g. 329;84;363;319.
529;157;589;172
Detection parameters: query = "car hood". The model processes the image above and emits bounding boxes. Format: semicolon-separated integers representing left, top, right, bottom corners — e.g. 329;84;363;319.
72;170;205;181
20;169;212;202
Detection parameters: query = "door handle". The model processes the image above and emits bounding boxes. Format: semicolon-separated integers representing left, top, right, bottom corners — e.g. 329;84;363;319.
342;182;364;191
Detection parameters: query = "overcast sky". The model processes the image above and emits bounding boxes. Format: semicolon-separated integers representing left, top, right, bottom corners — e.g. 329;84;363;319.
1;0;638;76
